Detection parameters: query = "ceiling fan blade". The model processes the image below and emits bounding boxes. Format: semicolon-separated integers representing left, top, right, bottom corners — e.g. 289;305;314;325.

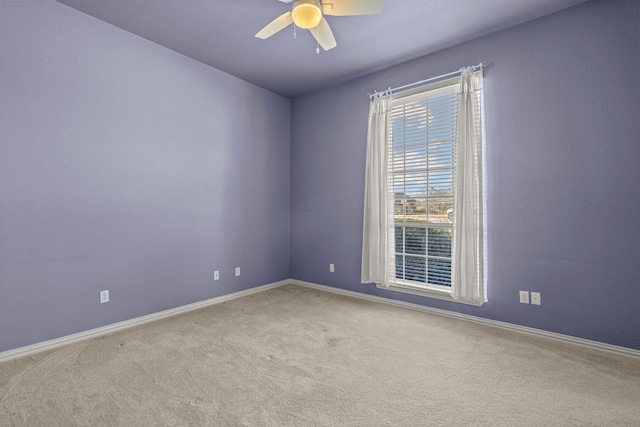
322;0;382;16
310;17;337;51
255;11;293;39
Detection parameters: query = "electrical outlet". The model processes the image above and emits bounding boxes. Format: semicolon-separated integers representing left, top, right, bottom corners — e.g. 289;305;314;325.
329;263;334;273
100;290;109;304
235;267;240;277
531;292;541;305
214;270;219;281
519;291;529;304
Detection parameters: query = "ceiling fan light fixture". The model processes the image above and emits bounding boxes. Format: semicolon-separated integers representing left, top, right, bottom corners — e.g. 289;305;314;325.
256;0;382;51
292;3;322;29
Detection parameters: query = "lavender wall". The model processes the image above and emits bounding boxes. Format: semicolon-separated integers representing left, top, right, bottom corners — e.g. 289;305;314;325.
291;0;640;350
0;1;290;353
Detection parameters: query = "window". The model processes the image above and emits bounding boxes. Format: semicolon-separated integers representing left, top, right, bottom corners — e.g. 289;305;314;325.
390;81;459;293
361;69;484;305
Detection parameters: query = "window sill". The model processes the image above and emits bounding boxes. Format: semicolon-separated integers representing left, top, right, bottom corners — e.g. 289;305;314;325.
376;281;483;307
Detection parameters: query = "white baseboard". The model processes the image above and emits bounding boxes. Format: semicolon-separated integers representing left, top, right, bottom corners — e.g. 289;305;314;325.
289;279;640;359
0;280;288;364
2;278;638;364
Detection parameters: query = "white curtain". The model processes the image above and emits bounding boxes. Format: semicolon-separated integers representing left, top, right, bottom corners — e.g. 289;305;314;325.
451;69;485;304
361;94;395;287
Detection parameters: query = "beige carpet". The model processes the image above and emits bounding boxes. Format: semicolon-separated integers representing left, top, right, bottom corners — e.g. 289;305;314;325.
1;284;639;426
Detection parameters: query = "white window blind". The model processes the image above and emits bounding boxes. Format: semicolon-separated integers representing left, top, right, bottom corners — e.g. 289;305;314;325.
390;82;460;290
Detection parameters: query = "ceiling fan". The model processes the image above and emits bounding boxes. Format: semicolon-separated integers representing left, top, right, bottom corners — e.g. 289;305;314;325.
255;0;383;51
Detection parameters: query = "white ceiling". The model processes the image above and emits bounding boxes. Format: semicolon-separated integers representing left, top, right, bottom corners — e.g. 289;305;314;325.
55;0;588;98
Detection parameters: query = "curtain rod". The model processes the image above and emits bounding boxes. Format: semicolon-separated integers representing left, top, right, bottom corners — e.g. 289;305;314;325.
368;62;485;100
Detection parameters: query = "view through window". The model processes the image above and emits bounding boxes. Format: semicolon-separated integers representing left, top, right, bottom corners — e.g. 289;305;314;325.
390;83;458;289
